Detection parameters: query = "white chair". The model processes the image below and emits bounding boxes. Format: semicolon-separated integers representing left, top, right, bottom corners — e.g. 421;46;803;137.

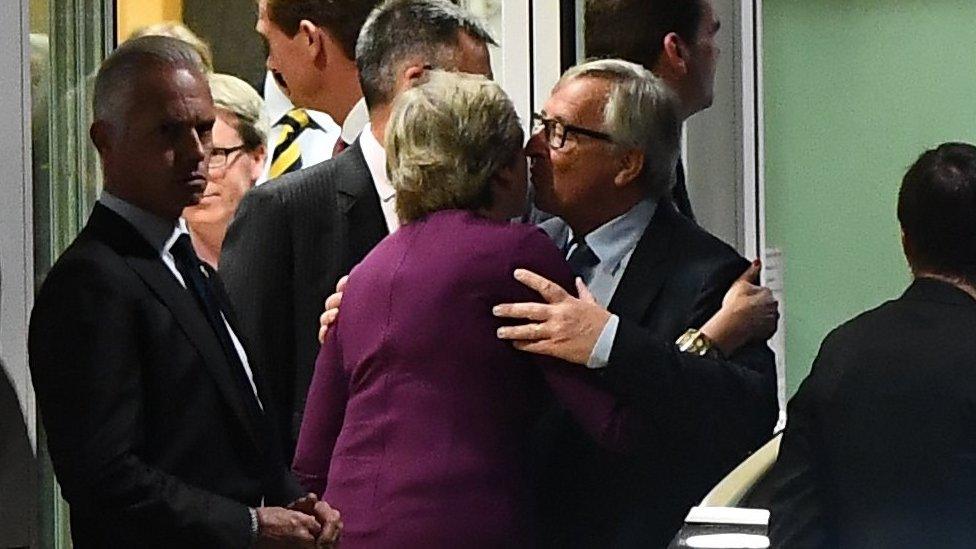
699;434;782;507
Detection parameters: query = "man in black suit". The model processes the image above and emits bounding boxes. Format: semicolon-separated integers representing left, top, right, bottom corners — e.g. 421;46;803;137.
28;36;340;548
493;59;778;547
220;0;496;457
585;0;723;221
766;143;976;548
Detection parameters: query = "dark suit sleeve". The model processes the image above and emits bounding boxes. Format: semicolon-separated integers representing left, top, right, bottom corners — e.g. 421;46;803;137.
220;187;296;450
604;256;778;458
29;259;252;548
767;347;836;548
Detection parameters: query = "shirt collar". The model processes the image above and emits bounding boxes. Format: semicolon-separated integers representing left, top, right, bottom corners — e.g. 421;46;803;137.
341;98;369;145
99;191;184;253
568;197;657;269
359;122;395;202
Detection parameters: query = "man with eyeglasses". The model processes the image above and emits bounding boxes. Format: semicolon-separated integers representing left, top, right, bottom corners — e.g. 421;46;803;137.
493;59;778;548
183;73;268;268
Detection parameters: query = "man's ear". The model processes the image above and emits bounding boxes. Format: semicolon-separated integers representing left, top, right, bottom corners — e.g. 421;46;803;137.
402;64;427;90
249;144;268;182
657;32;689;78
613;148;645;188
89;120;111;155
298;20;327;64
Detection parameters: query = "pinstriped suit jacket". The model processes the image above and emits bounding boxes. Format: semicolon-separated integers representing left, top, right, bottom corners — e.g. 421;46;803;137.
221;140;388;457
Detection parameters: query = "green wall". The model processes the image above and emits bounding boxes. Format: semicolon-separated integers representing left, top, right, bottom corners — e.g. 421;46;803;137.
763;0;976;395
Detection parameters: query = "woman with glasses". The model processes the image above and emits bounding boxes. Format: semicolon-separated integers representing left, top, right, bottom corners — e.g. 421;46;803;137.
182;73;267;267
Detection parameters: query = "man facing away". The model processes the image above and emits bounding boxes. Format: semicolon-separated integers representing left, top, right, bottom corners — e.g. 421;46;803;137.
221;0;496;458
254;0;377;181
585;0;722;221
28;36;340;548
767;142;976;548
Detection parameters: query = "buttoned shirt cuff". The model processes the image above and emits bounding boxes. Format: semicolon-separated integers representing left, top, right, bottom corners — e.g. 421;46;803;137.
586;314;619;369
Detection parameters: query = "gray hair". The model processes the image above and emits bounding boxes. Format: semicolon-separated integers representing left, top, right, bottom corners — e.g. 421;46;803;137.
208;73;268;151
558;58;681;198
93;35;207;124
356;0;496;109
386;70;523;223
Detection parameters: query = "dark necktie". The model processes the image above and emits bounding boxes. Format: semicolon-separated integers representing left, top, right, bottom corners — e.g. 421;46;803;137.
566;237;599;284
170;234;262;412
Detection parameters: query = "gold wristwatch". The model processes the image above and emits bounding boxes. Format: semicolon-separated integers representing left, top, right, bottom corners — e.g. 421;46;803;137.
675;328;721;359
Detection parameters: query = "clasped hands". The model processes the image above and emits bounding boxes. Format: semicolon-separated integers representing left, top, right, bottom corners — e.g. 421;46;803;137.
256;493;342;548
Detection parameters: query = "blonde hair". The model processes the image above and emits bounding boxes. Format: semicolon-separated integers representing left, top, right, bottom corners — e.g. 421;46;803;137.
557;58;680;198
130;21;214;72
386;71;523;223
208;73;268;150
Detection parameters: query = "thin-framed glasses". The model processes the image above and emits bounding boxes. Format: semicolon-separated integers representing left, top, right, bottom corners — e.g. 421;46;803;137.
207;144;247;171
531;113;614;150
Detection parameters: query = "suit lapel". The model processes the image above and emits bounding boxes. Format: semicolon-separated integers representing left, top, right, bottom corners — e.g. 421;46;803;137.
334;140;389;274
89;205;265;452
208;268;275;411
607;201;678;321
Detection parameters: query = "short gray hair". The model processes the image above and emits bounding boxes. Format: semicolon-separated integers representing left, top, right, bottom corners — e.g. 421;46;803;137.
208;73;268;151
558;58;681;198
93;35;206;124
356;0;496;109
386;71;523;223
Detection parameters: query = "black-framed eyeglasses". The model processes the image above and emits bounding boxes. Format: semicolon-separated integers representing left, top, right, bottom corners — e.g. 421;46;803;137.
207;144;247;171
531;113;614;150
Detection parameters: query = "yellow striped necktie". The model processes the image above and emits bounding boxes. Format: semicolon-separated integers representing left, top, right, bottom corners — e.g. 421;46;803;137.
269;108;312;179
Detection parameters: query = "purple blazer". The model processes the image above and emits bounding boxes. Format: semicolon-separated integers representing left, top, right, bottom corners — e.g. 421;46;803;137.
293;210;637;548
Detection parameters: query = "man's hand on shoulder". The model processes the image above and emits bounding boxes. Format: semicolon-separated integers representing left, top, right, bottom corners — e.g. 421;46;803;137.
493;269;611;365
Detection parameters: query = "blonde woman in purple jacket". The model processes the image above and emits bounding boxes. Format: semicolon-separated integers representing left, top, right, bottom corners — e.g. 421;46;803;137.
292;71;645;548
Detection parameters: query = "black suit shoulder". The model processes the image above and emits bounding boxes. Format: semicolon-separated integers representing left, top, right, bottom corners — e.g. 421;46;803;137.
249;153;340;215
667;207;749;290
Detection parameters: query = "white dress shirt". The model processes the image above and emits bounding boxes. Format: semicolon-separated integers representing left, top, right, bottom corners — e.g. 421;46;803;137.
99;191;263;407
359;122;399;234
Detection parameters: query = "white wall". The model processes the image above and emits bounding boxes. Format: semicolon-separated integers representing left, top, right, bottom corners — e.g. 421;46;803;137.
684;0;748;253
1;0;35;443
0;0;37;545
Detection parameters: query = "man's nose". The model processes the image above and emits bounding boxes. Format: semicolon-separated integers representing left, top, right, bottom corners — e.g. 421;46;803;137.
524;131;547;156
183;129;209;164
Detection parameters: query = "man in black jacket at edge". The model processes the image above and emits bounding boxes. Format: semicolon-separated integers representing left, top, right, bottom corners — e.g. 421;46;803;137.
767;143;976;548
